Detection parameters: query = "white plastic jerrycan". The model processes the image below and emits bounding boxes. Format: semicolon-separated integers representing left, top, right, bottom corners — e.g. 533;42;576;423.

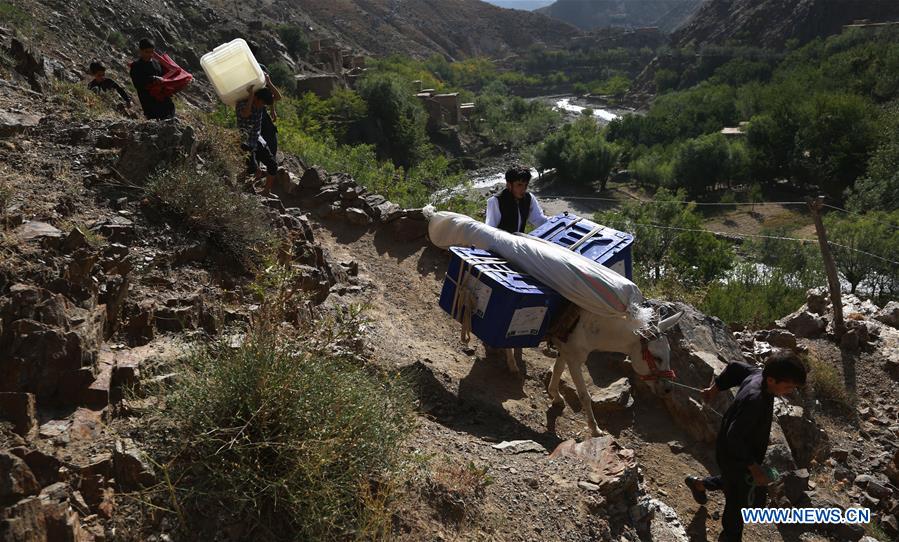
200;38;266;106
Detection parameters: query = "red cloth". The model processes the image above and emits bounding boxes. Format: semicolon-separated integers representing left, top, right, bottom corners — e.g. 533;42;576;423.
146;52;192;100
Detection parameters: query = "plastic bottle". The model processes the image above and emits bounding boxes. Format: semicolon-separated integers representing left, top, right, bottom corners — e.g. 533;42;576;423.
200;38;266;106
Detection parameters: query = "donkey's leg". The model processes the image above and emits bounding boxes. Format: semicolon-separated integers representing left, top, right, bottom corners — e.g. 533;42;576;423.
566;357;601;437
504;348;519;374
547;354;567;405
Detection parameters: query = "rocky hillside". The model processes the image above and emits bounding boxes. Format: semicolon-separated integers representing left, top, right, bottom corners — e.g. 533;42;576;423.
287;0;580;59
537;0;702;32
672;0;899;48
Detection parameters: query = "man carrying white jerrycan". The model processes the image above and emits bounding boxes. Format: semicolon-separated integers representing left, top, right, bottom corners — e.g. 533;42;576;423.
236;87;280;196
482;165;550;371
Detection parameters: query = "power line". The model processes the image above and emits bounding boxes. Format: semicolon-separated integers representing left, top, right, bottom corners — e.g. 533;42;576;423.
530;194;898;264
601;213;899;266
822;203;899;231
826;241;899;266
536;194;809;206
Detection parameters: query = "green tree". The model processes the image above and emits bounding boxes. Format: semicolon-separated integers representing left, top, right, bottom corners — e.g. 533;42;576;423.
536;117;619;189
847;104;899;212
672;133;730;196
596;188;734;285
654;68;679;93
356;72;429;168
277;25;309;58
793;92;878;196
826;212;899;296
325;88;367;142
266;61;294;92
746;112;797;184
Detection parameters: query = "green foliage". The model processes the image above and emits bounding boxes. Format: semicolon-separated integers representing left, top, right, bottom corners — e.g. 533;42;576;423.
280;127;467;210
49;80;117;120
595;188;734;286
0;2;30;25
574;75;631;98
146;166;274;268
825;211;899;299
745;110;795;183
607;83;738;148
326;88;368;142
107;31;127;49
699;265;811;328
431;56;497;89
672;133;731;196
805;350;854;413
372;56;443;91
158;270;414;540
654;68;679;93
266;61;294;92
277;24;309;58
613;28;899;199
791;92;878;195
709;58;773;86
474;83;562;148
356;72;429;168
846;103;899;212
630;151;674;189
536;117;619;188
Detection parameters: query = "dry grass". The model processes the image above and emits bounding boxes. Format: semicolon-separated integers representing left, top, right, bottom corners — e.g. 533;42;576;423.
423;457;493;524
804;349;854;414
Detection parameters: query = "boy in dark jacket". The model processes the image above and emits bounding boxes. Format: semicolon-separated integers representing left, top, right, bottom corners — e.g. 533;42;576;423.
685;354;807;541
485;165;548;234
88;62;132;109
129;38;175;120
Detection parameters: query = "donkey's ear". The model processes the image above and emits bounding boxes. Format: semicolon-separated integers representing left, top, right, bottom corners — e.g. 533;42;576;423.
657;311;684;332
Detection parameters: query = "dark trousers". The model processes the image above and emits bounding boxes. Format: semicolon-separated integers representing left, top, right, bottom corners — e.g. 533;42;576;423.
139;95;175;120
261;111;278;158
244;141;278;175
702;469;768;542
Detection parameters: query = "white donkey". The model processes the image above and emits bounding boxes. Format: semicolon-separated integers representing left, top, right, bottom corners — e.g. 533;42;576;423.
535;307;684;437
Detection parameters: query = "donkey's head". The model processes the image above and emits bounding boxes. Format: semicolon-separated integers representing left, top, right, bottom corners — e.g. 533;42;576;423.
632;310;684;395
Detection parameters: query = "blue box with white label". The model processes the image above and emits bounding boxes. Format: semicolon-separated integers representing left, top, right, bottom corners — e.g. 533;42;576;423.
439;247;565;348
528;213;634;279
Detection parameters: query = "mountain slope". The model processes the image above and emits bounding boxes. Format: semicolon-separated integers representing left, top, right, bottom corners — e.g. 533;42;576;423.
285;0;579;59
481;0;556;11
537;0;702;33
672;0;899;48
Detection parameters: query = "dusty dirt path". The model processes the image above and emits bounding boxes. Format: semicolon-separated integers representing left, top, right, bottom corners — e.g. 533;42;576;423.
313;219;799;542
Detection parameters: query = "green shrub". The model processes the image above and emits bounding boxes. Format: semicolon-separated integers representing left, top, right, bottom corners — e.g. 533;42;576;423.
157;273;415;540
266;61;294;92
699;265;809;328
107;31;127;49
805;350;854;413
0;2;30;25
277;24;309;58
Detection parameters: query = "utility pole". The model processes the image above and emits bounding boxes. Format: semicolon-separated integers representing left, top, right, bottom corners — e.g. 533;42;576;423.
808;196;845;338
